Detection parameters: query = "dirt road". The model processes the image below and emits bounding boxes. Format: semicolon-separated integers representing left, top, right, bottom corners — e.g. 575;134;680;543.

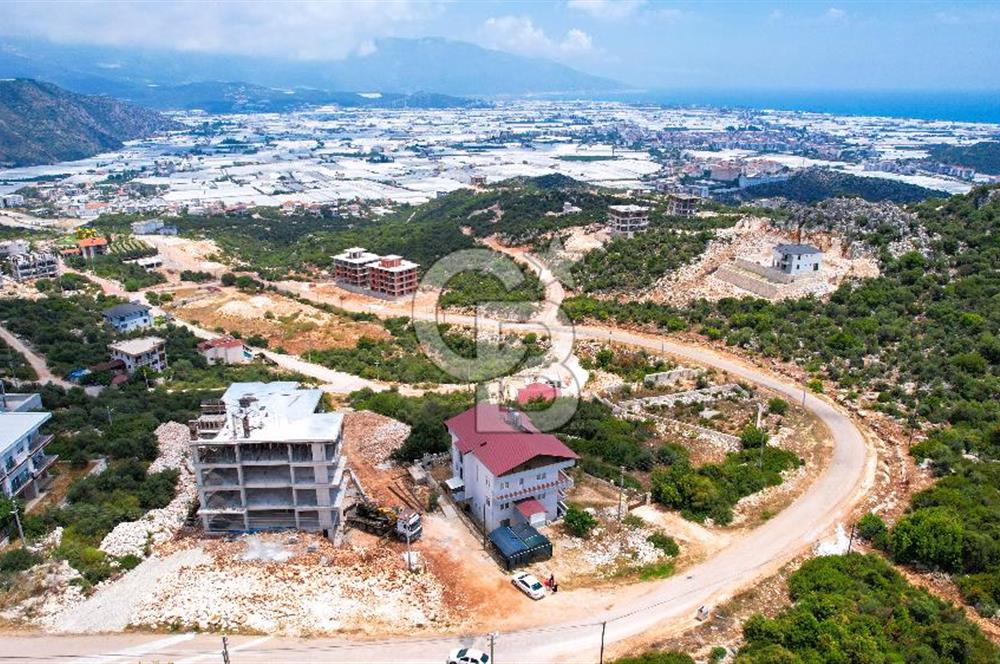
0;324;74;389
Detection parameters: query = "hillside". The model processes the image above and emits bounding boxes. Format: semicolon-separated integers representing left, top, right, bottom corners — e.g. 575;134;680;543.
0;79;182;167
725;168;947;204
928;141;1000;175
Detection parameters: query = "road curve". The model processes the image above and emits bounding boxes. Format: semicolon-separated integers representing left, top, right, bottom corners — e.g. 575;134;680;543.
0;328;876;664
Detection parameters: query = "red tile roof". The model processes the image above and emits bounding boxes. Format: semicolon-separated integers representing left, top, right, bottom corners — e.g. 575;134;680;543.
78;237;108;247
517;383;559;405
197;336;244;350
515;498;546;519
445;404;577;477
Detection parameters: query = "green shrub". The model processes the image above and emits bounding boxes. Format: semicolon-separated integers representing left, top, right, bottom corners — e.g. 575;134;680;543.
646;532;680;557
857;512;889;548
767;398;788;416
0;548;41;573
739;424;769;449
563;504;598;538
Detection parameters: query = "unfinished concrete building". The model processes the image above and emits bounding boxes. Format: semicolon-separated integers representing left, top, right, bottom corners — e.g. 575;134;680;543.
189;382;347;538
8;252;59;282
607;204;650;237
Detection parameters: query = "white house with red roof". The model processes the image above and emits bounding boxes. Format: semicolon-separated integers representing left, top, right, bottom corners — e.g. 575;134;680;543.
445;403;577;533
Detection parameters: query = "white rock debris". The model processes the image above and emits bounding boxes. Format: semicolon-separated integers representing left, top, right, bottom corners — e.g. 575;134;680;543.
99;421;196;559
342;411;411;465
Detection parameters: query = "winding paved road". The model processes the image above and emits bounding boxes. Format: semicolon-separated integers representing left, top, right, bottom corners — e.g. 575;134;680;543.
0;253;876;663
0;327;875;663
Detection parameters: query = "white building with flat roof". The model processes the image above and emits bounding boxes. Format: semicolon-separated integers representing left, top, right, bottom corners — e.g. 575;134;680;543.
108;336;167;374
188;382;348;537
1;393;57;500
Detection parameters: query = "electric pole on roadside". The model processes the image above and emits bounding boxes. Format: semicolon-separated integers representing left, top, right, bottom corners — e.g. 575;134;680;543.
616;465;625;521
11;500;25;543
488;631;498;663
599;621;607;664
221;636;231;664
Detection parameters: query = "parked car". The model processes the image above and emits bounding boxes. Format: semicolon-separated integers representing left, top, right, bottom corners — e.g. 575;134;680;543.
446;647;490;664
511;571;546;600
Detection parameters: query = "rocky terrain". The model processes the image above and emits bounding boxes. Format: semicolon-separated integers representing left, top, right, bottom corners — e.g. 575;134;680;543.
0;78;181;167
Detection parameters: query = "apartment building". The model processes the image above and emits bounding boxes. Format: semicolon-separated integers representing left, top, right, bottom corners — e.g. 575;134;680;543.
0;392;57;500
108;336;168;374
332;247;380;287
446;403;577;533
189;382;348;537
332;247;419;298
7;252;59;282
369;255;419;297
606;204;650;237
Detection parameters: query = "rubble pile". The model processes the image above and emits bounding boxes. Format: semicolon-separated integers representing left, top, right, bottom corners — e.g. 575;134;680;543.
99;422;196;558
0;560;86;626
343;411;411;465
558;507;668;574
130;534;453;634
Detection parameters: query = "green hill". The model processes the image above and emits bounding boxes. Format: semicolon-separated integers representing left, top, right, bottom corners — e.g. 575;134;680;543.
928;141;1000;175
0;78;182;167
727;168;946;204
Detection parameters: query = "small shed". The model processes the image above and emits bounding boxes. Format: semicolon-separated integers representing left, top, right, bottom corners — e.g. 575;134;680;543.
488;522;552;570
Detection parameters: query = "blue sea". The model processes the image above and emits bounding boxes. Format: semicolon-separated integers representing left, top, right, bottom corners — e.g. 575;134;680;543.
601;89;1000;125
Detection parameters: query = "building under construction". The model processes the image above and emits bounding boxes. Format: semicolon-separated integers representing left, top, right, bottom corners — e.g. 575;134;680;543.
189;382;347;538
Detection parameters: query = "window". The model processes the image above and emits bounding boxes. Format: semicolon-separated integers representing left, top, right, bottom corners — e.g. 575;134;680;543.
536;472;546;480
519;478;524;486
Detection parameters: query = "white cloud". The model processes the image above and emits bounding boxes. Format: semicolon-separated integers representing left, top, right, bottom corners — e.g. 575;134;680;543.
566;0;647;21
479;16;595;59
0;0;439;60
823;7;847;22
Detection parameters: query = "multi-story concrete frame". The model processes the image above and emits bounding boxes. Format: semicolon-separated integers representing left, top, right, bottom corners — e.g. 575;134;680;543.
607;204;650;237
332;247;380;287
8;252;59;282
369;255;419;298
189;382;347;538
666;193;698;218
0;392;58;500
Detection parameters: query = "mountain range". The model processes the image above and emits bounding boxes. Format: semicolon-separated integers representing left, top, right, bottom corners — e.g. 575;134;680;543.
0;35;624;105
0;78;181;167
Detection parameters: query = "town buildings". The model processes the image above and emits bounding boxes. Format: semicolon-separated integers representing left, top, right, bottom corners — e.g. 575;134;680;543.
772;244;822;276
332;247;419;298
197;336;251;365
103;302;153;333
7;252;58;282
188;381;348;537
445;403;577;533
606;204;650;237
108;336;167;374
0;392;57;500
0;240;29;257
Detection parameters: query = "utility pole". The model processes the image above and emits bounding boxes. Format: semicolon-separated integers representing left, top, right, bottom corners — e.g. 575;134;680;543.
847;524;856;555
405;526;413;573
221;636;231;664
482;502;487;547
106;405;114;425
488;632;498;663
616;465;625;521
599;621;607;664
11;500;25;543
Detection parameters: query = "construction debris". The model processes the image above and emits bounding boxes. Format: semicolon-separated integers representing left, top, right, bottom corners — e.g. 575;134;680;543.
129;533;453;634
342;411;411;466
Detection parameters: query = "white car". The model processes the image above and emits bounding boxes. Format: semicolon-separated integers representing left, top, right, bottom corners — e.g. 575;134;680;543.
446;647;490;664
511;572;546;600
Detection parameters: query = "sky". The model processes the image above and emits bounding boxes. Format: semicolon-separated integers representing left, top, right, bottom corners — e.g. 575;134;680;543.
2;0;999;91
